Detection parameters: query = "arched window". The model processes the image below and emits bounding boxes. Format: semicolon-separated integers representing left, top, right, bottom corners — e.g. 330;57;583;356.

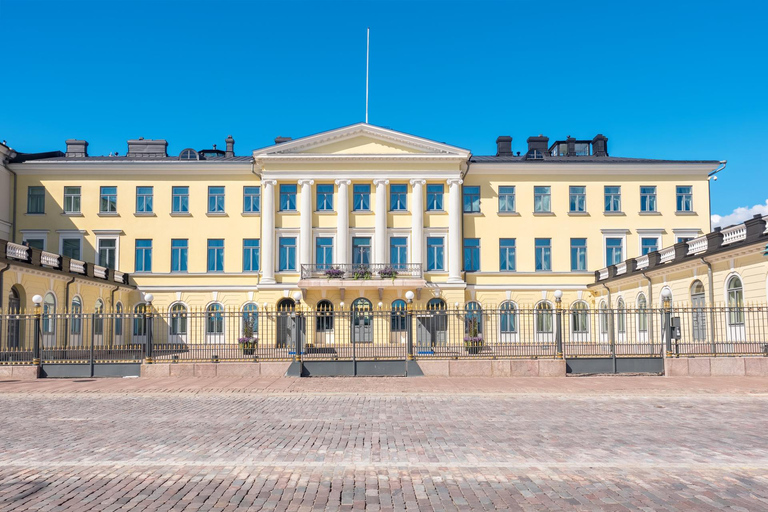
133;303;147;336
616;298;626;334
691;280;705;301
636;294;648;333
94;299;105;336
316;300;333;333
599;300;608;334
43;292;56;334
391;299;407;332
727;276;744;325
170;303;188;336
8;286;21;314
499;301;517;333
70;297;83;335
206;303;224;334
465;302;483;339
7;287;22;348
276;298;295;312
242;303;259;338
427;298;446;310
115;302;123;336
570;301;589;334
536;302;553;333
179;148;199;160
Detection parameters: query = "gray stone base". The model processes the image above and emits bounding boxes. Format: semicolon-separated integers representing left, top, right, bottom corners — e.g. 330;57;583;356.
0;365;40;380
665;357;768;377
419;359;566;377
141;362;290;378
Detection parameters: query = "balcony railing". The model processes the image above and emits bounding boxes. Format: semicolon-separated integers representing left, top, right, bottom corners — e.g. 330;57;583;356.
300;263;423;280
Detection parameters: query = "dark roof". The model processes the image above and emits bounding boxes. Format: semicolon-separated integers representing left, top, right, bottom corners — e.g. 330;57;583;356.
14;155;253;163
10;151;65;163
470;155;721;164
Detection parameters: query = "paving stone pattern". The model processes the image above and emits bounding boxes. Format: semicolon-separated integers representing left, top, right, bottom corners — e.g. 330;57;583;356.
1;392;768;511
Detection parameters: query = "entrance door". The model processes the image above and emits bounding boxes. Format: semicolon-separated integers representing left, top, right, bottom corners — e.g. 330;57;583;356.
276;299;295;349
691;281;707;342
7;288;21;349
351;298;372;343
417;299;447;351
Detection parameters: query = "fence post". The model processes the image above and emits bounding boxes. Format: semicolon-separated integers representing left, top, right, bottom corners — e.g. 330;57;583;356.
406;291;415;363
32;295;42;366
144;295;154;364
554;290;563;358
662;289;672;357
89;313;96;377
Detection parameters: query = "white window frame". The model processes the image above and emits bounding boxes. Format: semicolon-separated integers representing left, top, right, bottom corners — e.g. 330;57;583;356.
601;229;629;267
423;229;448;273
636;229;664;257
20;229;48;251
275;228;300;273
673;229;701;244
57;230;85;260
387;228;411;267
94;230;122;270
312;230;337;268
348;228;375;267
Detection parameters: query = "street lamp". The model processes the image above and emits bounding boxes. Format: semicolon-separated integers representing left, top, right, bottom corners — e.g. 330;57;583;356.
661;288;673;357
405;291;415;362
32;295;42;365
142;293;154;364
554;289;563;358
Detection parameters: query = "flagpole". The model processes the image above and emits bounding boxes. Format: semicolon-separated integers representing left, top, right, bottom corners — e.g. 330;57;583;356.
366;27;369;124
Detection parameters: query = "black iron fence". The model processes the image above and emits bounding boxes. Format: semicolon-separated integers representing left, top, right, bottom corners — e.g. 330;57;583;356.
1;305;767;365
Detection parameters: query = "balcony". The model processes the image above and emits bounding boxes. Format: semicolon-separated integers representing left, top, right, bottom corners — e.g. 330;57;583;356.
299;263;425;288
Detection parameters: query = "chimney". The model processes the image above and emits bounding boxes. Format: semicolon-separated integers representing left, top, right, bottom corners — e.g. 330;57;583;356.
65;139;88;158
126;137;168;158
526;135;549;157
495;136;513;156
225;135;235;158
566;136;576;157
274;136;292;144
592;134;608;157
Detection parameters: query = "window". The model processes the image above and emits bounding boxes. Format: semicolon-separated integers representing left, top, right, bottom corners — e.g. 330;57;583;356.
70;297;82;335
352;237;371;265
42;293;56;334
426;184;443;211
599;300;608;334
61;238;81;260
536;302;553;333
676;186;693;212
390;184;407;211
315;237;333;269
637;294;648;332
427;237;444;271
64;186;81;213
464;302;483;339
617;298;626;334
605;238;623;265
243;239;260;272
499;239;516;271
316;300;333;332
463;238;480;272
463;186;480;213
390;237;407;270
353;184;370;211
570;238;587;271
500;301;517;333
391;299;407;331
207;239;224;272
498;186;516;213
640;186;657;212
727;276;744;325
569;186;586;212
534;186;551;212
136;186;153;213
171;239;188;272
242;303;259;337
94;300;104;336
570;302;589;334
208;186;225;213
243;186;260;213
641;237;659;255
170;304;187;336
100;186;117;213
279;184;297;211
133;304;147;337
278;237;297;271
172;186;189;213
535;238;551;271
604;186;621;212
98;239;116;269
677;237;694;244
135;239;152;272
115;302;123;336
206;303;224;334
27;186;45;214
316;184;334;211
25;238;45;250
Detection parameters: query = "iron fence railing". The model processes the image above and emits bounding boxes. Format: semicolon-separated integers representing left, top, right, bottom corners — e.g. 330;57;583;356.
1;306;767;365
300;263;423;280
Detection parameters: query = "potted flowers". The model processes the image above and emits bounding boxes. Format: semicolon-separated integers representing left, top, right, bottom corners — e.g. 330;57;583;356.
324;267;345;279
464;319;483;354
352;265;372;280
239;321;258;355
378;266;399;281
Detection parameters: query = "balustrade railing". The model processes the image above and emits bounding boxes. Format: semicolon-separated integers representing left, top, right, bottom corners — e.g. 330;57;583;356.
300;263;423;280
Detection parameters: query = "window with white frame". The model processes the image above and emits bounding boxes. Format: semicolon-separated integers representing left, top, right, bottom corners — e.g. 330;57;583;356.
535;238;551;271
208;186;225;213
605;238;623;265
426;184;443;211
98;238;118;269
100;186;117;213
676;186;693;212
207;239;224;272
279;237;297;271
64;186;81;214
243;239;260;272
172;186;189;213
569;186;586;212
243;186;260;213
640;186;657;212
641;237;659;255
727;276;744;325
534;186;551;213
316;184;334;211
604;186;621;212
498;186;516;213
60;236;82;260
427;237;444;271
136;186;153;213
499;238;516;271
390;184;407;211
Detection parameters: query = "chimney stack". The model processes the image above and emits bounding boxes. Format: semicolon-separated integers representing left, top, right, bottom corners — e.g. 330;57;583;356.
65;140;88;158
566;136;576;157
225;135;235;158
592;134;608;157
526;135;549;157
126;138;168;158
274;136;292;144
495;136;513;156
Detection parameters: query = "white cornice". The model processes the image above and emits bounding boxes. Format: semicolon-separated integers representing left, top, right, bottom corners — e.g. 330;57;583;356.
468;162;719;175
11;162;253;175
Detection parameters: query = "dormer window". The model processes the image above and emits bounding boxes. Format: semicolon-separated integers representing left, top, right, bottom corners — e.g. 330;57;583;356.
528;149;543;160
179;148;199;160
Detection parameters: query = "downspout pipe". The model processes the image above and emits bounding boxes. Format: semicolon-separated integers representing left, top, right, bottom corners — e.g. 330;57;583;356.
63;276;76;347
641;271;654;343
0;263;10;311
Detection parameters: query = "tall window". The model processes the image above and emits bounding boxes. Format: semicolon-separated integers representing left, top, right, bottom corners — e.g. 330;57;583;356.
464;302;483;338
463;186;480;213
390;237;407;269
316;300;333;333
100;186;117;213
171;239;188;272
534;186;551;212
535;238;551;271
604;186;621;212
64;186;81;213
498;186;516;213
390;184;407;211
242;303;259;337
207;239;224;272
70;297;82;335
727;276;744;325
426;184;443;211
115;302;123;336
569;186;586;212
243;239;260;272
353;184;370;211
641;237;658;255
61;238;81;260
279;237;297;271
172;186;189;213
94;299;104;336
316;184;334;211
500;301;517;333
135;239;152;272
27;186;45;214
616;298;626;334
605;238;623;265
243;186;260;213
391;299;407;331
133;304;147;337
536;302;553;333
279;184;297;211
570;302;589;334
136;186;153;213
463;238;480;272
640;186;657;212
315;237;333;269
676;186;693;212
206;303;224;334
570;238;587;271
208;186;225;213
98;238;116;269
170;304;188;336
599;300;608;334
427;237;444;271
499;239;516;271
42;293;56;334
352;237;371;265
637;294;648;332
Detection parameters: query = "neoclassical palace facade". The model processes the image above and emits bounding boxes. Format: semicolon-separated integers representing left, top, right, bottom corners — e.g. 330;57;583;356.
1;124;720;316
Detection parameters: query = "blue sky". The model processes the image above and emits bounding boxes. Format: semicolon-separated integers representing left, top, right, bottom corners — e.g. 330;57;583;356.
1;0;766;222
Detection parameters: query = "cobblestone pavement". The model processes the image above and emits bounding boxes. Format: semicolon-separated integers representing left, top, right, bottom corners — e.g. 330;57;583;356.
2;384;768;511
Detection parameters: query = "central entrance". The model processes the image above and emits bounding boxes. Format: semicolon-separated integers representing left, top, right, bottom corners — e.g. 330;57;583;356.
351;298;372;343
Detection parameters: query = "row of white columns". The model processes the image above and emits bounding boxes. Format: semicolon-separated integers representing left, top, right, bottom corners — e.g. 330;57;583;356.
260;178;463;285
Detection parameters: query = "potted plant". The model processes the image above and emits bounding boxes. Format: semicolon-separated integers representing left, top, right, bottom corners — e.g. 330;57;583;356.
324;267;345;279
378;266;399;281
464;318;483;354
239;321;258;355
353;265;372;280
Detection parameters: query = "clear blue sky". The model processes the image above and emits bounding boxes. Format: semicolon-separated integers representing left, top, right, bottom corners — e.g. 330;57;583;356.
1;0;766;219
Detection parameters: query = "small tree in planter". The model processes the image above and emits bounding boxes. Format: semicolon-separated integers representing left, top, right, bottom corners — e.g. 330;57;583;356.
464;318;483;354
378;266;399;281
239;320;258;355
324;267;345;279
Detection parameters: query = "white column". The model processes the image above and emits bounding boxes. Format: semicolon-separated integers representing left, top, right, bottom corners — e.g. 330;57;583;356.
260;180;277;284
447;178;463;283
335;179;351;267
373;179;389;265
410;179;425;275
298;179;314;272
